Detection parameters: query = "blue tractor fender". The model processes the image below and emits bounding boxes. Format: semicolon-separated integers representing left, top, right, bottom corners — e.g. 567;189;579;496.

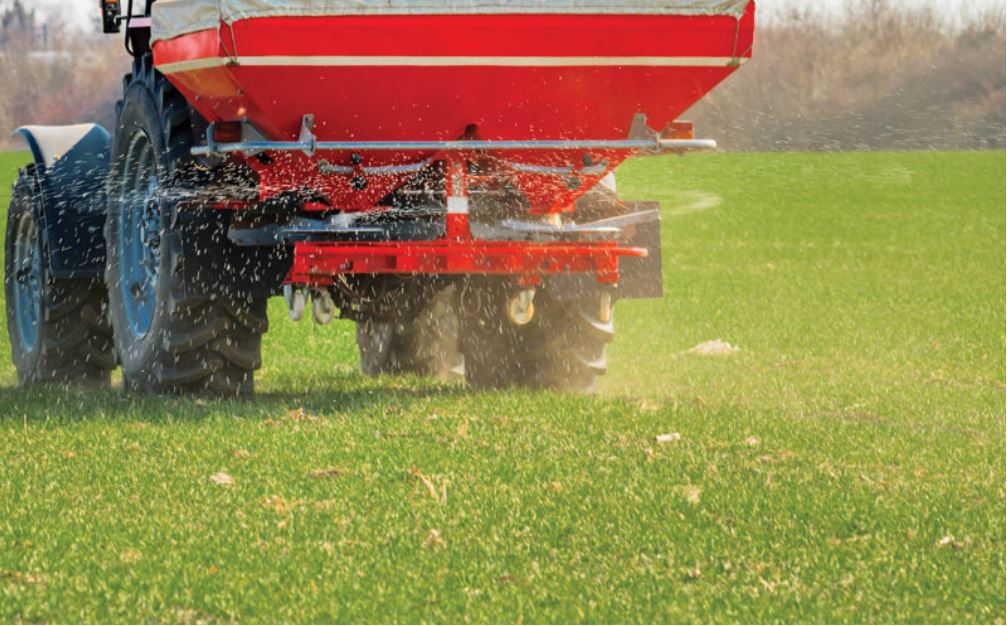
12;124;110;279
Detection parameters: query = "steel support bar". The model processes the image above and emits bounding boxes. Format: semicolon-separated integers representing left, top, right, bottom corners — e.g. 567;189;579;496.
193;135;716;156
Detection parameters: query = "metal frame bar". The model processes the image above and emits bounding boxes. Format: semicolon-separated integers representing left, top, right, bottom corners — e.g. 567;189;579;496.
194;137;716;156
192;113;716;157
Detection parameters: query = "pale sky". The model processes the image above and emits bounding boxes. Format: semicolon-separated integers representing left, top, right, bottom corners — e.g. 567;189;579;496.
25;0;1007;32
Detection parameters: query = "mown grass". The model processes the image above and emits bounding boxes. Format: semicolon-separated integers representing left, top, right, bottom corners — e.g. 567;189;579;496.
0;149;1003;624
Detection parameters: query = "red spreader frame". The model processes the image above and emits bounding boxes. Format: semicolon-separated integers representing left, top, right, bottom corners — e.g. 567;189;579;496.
285;154;648;288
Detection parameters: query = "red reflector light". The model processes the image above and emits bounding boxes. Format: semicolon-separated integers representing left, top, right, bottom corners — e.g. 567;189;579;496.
213;121;242;144
661;121;695;140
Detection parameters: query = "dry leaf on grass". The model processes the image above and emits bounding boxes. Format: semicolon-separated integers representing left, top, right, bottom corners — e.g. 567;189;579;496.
686;339;740;356
409;466;445;503
286;408;319;422
656;432;682;444
680;485;702;505
210;472;234;486
233;449;251;459
745;436;760;447
937;535;964;549
424;529;445;549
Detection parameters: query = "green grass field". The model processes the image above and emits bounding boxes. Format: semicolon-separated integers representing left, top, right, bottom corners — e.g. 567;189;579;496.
0;149;1003;623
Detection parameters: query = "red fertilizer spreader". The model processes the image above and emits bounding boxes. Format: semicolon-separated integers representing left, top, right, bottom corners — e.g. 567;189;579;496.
5;0;754;395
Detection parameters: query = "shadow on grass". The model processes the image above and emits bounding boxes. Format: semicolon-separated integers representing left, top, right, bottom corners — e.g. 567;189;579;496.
0;371;470;425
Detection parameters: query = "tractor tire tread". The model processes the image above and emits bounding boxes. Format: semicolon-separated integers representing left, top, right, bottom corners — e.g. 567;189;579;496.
5;171;115;387
458;284;614;393
109;56;267;396
356;285;462;380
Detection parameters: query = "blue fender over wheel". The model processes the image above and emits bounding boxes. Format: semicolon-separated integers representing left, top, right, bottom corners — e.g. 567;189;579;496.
12;124;110;279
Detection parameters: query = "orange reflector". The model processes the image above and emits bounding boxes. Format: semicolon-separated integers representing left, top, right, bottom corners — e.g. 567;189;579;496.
661;121;695;140
213;121;243;144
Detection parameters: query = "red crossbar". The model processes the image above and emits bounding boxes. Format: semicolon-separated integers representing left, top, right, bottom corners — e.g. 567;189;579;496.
285;240;646;286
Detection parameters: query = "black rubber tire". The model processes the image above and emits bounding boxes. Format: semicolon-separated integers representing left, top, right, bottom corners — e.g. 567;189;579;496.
4;167;115;387
356;285;463;380
456;282;534;389
104;56;268;396
533;292;615;392
457;282;614;393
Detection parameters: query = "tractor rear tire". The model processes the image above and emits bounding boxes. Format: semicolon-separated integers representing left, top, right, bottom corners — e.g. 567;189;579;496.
105;57;268;396
4;166;115;387
356;285;463;380
532;292;615;393
457;283;614;393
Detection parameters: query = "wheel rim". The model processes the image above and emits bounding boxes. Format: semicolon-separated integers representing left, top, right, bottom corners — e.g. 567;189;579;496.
12;211;42;351
117;130;161;339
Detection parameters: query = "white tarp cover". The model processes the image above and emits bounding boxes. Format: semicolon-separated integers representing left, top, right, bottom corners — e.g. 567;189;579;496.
152;0;750;42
